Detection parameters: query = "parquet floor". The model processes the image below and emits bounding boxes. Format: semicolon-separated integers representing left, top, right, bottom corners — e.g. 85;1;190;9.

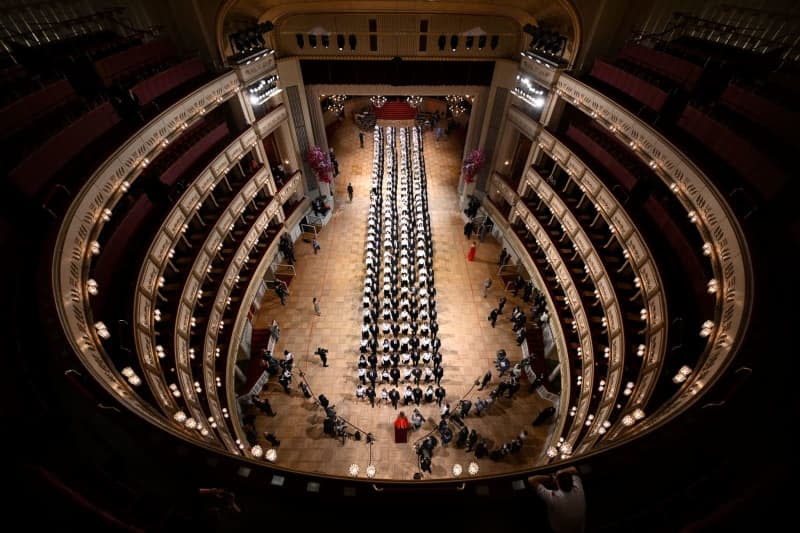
249;118;556;481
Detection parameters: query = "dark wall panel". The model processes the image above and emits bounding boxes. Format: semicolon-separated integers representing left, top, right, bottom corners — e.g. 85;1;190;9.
300;59;495;86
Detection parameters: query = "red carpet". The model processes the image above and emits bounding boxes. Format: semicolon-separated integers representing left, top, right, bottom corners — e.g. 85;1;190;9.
374;101;418;120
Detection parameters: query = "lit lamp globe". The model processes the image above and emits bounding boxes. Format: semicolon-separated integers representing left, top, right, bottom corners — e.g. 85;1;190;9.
467;462;480;476
452;464;463;477
265;449;277;462
366;465;377;478
250;445;263;458
348;464;360;477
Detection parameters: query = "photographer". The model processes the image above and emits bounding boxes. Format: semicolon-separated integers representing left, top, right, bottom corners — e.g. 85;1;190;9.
315;346;329;367
528;466;586;533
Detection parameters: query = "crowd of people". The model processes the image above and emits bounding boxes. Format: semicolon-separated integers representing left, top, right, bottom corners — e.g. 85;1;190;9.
357;126;446;413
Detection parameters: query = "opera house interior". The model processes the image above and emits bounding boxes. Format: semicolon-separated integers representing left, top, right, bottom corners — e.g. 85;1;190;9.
1;0;798;530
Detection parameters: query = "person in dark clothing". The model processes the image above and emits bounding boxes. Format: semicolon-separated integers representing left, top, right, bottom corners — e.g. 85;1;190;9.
498;296;507;314
389;387;401;409
499;248;508;266
264;432;281;447
459;399;472;418
347;182;354;202
466;429;478;451
318;394;330;409
479;370;492;390
464;220;474;239
359;131;365;148
252;395;277;416
456;426;469;447
474;439;489;458
365;385;376;407
488;308;499;328
315;347;329;367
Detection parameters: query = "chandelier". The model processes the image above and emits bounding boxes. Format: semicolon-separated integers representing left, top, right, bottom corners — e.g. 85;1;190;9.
406;95;423;108
370;95;387;108
445;94;463;106
326;94;346;113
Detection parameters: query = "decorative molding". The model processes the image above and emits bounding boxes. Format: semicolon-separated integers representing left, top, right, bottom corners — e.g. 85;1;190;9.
234;52;277;86
555;74;752;440
519;55;563;88
489;172;519;206
254;105;289;137
508;105;541;140
52;72;243;452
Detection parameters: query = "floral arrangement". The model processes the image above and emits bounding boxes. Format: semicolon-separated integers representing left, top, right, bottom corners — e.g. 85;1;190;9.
305;146;333;183
462;148;487;183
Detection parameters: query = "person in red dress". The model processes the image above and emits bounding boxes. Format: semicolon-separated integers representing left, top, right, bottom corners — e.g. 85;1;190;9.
467;241;477;262
394;411;410;443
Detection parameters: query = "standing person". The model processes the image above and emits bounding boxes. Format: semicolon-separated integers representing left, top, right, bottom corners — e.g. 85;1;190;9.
315;346;328;367
463;220;474;239
275;283;287;305
488;308;499;328
311;238;320;254
359;131;365;148
528;467;587;533
478;370;492;390
499;248;508;266
313;297;321;316
498;296;507;314
467;241;477;262
482;277;492;297
347;182;354;202
478;222;488;242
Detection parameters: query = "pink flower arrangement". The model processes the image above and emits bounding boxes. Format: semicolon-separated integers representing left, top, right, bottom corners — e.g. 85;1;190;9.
462;148;487;183
305;146;333;183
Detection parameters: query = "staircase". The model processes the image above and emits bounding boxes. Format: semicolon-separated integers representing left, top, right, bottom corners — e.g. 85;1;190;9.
374;101;418;120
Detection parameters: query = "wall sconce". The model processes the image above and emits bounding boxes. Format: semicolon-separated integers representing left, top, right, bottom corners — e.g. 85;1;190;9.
465;36;474;50
100;208;112;222
265;448;277;462
185;417;198;429
173;411;187;423
86;279;98;295
450;35;458;52
478;35;487;50
309;34;317;48
250;444;264;458
707;279;719;294
632;408;645;420
95;321;110;339
546;447;559;458
321;34;330;48
348;463;360;477
336;33;344;51
699;320;714;337
468;462;480;475
452;464;463;477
